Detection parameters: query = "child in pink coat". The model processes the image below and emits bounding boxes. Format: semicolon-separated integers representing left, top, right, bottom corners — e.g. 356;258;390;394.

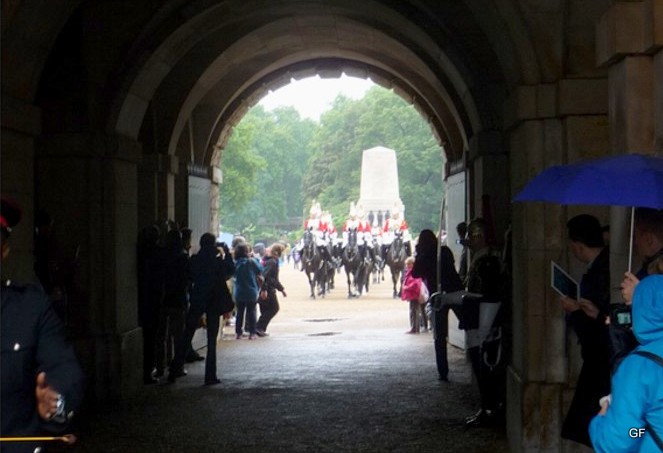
401;256;428;333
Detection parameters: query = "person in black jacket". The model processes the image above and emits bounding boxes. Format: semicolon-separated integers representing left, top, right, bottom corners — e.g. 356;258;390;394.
155;229;190;380
411;229;464;381
169;233;235;385
137;224;166;384
560;214;611;447
256;244;287;337
1;197;84;453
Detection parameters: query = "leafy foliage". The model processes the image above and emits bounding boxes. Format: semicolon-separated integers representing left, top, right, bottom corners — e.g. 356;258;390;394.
218;84;446;244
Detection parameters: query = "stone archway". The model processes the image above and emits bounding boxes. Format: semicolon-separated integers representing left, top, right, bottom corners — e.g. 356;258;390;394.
4;1;660;451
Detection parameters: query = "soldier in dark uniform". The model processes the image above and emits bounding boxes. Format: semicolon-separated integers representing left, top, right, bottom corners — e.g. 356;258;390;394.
1;197;85;453
462;218;507;427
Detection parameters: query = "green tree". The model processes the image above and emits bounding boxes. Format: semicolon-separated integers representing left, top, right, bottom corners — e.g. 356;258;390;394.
219;106;317;242
219;83;446;242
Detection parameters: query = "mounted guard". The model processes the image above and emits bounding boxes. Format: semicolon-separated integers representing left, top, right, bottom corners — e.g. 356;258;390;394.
383;203;411;297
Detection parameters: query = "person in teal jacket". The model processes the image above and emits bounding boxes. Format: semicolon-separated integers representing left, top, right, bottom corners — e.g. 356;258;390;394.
233;244;264;340
589;275;663;452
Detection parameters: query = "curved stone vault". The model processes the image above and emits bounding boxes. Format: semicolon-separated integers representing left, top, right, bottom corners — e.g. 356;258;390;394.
2;1;661;451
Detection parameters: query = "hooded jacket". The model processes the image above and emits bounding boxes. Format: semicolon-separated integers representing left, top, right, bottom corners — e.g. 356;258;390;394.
589;275;663;452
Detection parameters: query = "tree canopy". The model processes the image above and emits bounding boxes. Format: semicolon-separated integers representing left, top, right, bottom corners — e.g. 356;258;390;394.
218;84;446;244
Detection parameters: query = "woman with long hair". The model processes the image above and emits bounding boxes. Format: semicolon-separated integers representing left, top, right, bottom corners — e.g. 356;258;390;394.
256;243;287;336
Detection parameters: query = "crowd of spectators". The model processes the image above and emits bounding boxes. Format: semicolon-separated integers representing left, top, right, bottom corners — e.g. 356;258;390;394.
136;222;287;385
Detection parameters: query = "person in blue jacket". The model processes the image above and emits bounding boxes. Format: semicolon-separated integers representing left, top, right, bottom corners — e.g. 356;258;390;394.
233;243;264;340
589;275;663;452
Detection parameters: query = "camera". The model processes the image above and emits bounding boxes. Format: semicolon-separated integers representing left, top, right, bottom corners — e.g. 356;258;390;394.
610;304;632;328
455;238;469;246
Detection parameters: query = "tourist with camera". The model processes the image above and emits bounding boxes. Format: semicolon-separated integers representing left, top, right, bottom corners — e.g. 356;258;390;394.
608;208;663;373
169;234;235;385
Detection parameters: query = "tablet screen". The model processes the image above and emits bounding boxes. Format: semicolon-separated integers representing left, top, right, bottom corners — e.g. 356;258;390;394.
551;261;579;300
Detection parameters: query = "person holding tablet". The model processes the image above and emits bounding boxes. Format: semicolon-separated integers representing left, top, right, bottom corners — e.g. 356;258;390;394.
560;214;611;447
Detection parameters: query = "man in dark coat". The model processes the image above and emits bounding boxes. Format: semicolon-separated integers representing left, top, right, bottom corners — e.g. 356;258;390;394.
169;233;235;385
1;197;85;453
560;214;611;447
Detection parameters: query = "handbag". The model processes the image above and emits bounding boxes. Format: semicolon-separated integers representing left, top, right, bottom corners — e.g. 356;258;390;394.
208;281;235;316
218;294;235;315
417;281;430;305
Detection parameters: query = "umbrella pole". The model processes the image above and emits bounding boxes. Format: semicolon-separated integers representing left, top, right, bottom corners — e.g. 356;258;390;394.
628;207;635;272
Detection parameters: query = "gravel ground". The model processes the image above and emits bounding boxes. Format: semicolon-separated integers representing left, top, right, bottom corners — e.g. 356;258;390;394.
56;265;509;453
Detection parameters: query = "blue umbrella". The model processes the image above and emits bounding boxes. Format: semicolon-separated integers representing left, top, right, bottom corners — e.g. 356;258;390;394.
513;153;663;209
514;153;663;269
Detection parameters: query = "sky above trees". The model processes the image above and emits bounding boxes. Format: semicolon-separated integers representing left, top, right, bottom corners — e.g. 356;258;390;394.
258;75;375;121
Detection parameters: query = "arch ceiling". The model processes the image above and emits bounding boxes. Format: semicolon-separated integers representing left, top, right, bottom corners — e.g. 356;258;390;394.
107;0;530;166
4;0;540;165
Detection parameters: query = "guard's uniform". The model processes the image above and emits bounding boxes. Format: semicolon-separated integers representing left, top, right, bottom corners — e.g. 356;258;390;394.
1;280;84;453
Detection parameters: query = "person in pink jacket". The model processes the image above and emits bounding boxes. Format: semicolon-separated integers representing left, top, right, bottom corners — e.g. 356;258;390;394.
401;256;428;333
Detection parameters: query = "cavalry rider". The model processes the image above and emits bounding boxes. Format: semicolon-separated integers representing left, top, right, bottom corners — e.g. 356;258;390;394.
383;203;412;257
342;202;361;249
302;201;331;261
321;211;337;245
356;203;374;260
321;210;339;255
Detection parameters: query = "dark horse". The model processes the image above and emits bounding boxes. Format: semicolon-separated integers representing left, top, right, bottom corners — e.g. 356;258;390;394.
371;238;385;284
301;229;324;298
342;229;364;298
386;231;408;298
359;242;374;295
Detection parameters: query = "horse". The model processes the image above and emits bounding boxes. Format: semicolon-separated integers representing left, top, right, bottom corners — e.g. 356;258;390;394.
319;240;335;295
360;243;374;294
371;238;385;284
385;231;408;298
301;229;323;299
342;229;365;298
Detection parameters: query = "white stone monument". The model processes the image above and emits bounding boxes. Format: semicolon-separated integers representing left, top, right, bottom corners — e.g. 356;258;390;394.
357;146;403;226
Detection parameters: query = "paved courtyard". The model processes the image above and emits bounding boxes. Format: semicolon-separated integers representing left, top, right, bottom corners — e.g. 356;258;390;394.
60;264;509;452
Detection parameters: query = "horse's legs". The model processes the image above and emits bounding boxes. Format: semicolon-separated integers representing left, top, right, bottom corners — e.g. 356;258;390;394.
391;267;399;298
306;271;316;299
318;267;326;298
345;268;354;298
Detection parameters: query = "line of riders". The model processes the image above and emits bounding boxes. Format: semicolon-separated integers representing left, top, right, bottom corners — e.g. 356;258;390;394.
296;200;412;299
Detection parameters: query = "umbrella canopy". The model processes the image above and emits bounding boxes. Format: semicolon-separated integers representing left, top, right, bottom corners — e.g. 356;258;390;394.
513;154;663;209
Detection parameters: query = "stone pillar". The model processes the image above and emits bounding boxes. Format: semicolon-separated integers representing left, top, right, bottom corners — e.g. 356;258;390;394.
597;0;661;300
34;133;143;402
175;161;190;227
467;130;509;241
137;154;178;229
505;77;609;451
210;164;222;236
